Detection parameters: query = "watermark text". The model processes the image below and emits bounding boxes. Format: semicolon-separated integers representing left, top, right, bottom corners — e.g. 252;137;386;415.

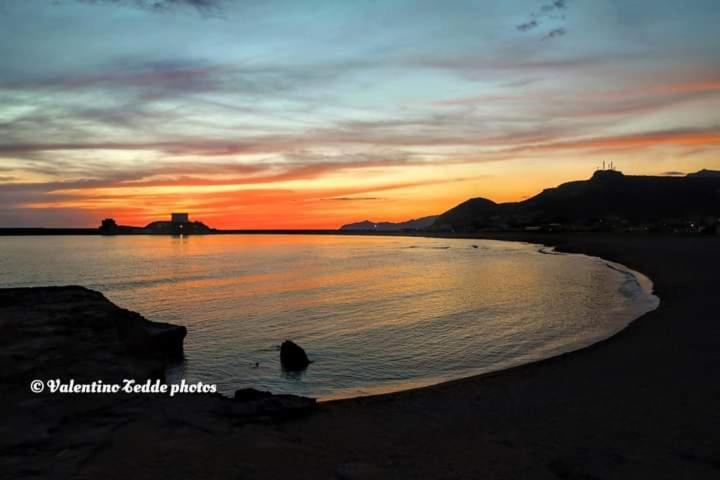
30;378;216;397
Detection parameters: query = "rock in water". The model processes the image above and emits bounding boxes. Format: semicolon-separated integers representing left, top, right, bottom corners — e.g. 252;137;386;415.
280;340;310;370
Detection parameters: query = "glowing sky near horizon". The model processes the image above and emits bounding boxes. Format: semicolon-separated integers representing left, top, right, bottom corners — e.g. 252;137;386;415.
1;0;719;228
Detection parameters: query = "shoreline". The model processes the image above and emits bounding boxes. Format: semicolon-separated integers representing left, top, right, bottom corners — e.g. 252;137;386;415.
298;233;718;477
320;246;659;402
3;232;719;478
1;232;659;403
226;233;720;478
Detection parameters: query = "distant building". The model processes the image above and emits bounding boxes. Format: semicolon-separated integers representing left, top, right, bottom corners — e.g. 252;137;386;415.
144;212;213;235
171;212;189;224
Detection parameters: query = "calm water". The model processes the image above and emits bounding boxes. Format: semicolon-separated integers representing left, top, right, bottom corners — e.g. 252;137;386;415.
0;235;658;399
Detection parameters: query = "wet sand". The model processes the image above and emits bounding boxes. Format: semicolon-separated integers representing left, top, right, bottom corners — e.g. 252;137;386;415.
6;233;720;479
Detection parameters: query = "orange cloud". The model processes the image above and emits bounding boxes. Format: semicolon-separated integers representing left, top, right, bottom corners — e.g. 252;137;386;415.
588;81;720;100
513;129;720;153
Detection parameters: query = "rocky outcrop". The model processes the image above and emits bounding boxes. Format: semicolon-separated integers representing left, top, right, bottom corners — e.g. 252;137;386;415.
114;307;186;360
234;387;275;402
0;286;316;479
280;340;311;370
232;388;316;419
0;286;186;387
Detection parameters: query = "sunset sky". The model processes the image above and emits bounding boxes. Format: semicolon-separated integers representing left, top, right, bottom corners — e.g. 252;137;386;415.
1;0;719;228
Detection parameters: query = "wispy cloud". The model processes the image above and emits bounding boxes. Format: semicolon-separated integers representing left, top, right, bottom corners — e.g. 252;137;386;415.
68;0;223;15
2;0;719;227
504;127;720;154
325;197;383;202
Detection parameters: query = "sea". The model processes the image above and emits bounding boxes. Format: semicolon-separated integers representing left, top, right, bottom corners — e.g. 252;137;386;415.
0;234;659;399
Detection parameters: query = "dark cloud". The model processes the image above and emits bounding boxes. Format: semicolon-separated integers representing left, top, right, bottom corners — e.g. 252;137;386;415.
0;58;361;148
0;57;371;163
544;27;567;39
409;53;633;80
516;20;539;32
516;0;570;39
661;171;685;176
67;0;223;14
0;60;319;97
537;0;568;14
0;107;625;163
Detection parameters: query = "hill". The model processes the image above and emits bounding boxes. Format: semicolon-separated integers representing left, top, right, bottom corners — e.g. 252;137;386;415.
432;170;720;232
687;169;720;178
340;215;438;231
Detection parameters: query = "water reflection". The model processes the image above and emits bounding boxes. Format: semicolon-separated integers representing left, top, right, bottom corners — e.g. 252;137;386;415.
0;235;658;399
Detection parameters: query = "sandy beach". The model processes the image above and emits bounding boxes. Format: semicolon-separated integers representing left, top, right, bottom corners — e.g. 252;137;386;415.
3;233;720;479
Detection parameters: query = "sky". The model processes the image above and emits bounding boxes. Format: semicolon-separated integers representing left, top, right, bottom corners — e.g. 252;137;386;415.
1;0;719;228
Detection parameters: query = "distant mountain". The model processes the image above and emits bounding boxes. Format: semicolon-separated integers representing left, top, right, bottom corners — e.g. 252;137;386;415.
429;198;497;229
687;169;720;178
432;169;720;231
340;215;438;231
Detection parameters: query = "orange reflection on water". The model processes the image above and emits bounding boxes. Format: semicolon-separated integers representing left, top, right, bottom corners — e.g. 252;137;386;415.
0;234;658;399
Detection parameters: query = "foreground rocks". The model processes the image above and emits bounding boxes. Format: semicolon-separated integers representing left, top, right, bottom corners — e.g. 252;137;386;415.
0;286;316;480
0;286;186;387
232;388;316;419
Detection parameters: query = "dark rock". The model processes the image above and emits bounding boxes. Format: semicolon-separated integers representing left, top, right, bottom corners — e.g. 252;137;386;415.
0;286;316;480
229;392;316;420
0;286;186;386
280;340;311;370
234;388;274;402
114;310;186;361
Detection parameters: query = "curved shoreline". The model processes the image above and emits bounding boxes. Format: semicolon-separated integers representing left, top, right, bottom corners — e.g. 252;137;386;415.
235;233;720;478
4;232;719;478
320;242;659;402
